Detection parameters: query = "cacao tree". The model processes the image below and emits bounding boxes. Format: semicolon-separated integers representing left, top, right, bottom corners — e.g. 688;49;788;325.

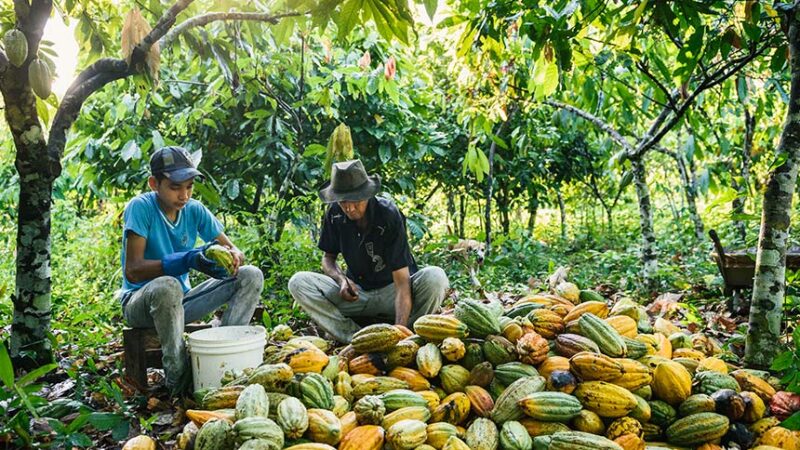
454;0;781;288
745;1;800;368
0;0;421;368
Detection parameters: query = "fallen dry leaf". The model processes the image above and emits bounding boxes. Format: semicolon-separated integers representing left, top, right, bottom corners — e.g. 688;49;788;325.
647;292;683;318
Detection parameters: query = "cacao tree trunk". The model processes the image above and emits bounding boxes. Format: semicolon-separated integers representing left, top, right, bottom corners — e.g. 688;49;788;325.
745;10;800;368
733;105;755;244
484;140;495;252
675;150;704;240
556;186;566;240
446;191;456;235
459;195;466;239
631;158;658;288
527;188;538;234
2;0;55;369
499;183;510;235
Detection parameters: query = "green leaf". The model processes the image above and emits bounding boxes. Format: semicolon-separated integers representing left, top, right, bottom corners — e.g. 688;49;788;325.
772;350;795;371
16;363;56;388
379;144;392;163
782;411;800;431
151;130;164;150
0;343;14;389
88;412;123;431
736;76;748;102
272;16;296;46
303;143;327;157
336;0;364;40
121;140;140;162
423;0;438;21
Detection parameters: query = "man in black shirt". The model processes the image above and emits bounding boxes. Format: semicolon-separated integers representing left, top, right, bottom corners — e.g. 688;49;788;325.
288;159;449;343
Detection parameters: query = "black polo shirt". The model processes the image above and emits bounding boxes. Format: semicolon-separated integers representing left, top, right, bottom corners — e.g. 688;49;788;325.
318;197;418;291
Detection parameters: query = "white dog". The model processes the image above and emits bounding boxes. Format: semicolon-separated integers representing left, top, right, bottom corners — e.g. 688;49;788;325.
449;239;486;295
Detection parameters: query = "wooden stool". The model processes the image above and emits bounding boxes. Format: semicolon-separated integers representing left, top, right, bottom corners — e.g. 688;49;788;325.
123;306;265;390
123;323;211;390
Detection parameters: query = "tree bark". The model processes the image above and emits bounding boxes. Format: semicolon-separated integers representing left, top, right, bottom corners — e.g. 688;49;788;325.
459;195;466;238
2;0;56;368
745;10;800;368
632;158;658;288
675;151;704;240
556;186;566;240
733;105;756;243
527;188;538;234
446;190;456;235
484;140;495;252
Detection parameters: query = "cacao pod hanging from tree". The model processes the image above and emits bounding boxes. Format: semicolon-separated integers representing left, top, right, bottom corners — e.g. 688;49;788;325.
28;58;52;99
3;29;28;67
324;123;354;177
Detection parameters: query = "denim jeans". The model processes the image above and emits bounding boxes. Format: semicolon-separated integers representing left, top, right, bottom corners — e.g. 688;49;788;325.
122;265;263;391
288;266;449;343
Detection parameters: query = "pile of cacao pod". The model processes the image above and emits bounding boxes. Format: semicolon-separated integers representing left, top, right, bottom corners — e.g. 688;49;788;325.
137;278;800;450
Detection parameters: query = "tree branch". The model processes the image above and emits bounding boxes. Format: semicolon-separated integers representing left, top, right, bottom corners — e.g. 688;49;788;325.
0;50;8;74
544;100;635;153
635;60;678;110
161;11;303;46
636;35;776;158
47;0;197;178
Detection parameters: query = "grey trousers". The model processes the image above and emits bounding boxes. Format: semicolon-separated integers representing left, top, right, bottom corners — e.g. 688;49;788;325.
122;265;264;391
288;266;449;343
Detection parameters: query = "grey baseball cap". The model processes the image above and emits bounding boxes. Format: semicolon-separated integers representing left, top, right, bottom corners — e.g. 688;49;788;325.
149;146;203;182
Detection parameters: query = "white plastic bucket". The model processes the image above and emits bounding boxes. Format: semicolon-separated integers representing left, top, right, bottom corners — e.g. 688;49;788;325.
188;325;266;392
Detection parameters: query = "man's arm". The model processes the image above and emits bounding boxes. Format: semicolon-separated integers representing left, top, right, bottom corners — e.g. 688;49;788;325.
213;232;244;274
322;252;359;302
125;231;164;283
392;267;412;326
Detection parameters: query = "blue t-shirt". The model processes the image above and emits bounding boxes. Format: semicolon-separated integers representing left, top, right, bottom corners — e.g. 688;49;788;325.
120;192;223;297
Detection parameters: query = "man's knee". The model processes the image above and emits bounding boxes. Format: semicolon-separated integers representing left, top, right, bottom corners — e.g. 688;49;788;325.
288;272;314;300
237;265;264;287
418;266;449;291
148;277;183;308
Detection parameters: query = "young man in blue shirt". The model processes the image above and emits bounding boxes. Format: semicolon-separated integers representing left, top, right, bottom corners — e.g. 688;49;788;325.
120;146;263;394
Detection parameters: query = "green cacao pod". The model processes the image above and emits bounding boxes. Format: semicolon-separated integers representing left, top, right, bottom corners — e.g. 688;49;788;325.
204;244;235;275
494;362;539;386
693;370;740;395
499;420;532;450
378;389;428;411
454;298;501;337
517;392;582;422
3;29;27;67
276;396;308;439
27;58;52;99
386;419;428;449
290;373;334;410
547;431;622;450
195;418;233;450
247;363;294;392
233;417;283;447
354;395;386;425
235;384;270;420
578;313;627;358
665;412;729;446
417;343;444;378
483;335;517;366
352;324;405;353
491;376;546;424
439;365;471;394
466;417;499;450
